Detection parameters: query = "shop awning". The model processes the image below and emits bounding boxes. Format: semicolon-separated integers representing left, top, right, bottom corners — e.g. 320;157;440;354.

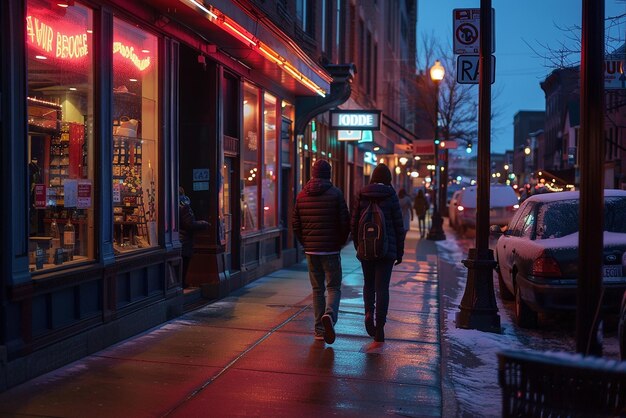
120;0;332;97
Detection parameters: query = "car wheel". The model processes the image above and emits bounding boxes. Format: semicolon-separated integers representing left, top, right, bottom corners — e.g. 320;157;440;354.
497;267;514;301
514;280;537;328
619;292;626;361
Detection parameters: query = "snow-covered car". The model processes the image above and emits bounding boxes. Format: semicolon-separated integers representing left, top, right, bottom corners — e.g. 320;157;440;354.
493;189;626;328
449;184;519;233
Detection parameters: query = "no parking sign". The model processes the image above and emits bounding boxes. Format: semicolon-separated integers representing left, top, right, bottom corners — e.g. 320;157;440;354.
453;8;495;55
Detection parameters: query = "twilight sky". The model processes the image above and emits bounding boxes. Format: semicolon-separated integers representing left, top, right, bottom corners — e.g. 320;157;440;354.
418;0;626;154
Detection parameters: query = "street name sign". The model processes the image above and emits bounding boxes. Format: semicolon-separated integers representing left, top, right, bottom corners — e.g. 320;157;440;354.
457;55;495;84
453;8;495;55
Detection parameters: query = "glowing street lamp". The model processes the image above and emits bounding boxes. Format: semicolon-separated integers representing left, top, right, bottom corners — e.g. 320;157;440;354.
427;60;446;241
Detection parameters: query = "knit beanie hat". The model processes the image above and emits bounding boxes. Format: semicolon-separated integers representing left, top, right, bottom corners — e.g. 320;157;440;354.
371;163;392;185
312;159;332;179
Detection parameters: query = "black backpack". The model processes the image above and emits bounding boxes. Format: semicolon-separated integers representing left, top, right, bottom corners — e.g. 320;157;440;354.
357;198;388;260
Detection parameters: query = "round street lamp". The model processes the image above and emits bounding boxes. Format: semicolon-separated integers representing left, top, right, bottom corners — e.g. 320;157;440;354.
430;60;445;82
427;60;446;241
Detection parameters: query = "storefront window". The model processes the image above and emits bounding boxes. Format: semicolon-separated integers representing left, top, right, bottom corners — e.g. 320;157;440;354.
263;93;277;228
26;0;94;271
242;82;259;232
112;18;159;254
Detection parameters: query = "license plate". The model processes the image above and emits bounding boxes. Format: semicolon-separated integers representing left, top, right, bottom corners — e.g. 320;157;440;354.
603;265;623;278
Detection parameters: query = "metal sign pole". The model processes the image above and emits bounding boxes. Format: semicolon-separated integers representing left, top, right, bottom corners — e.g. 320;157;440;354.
576;0;604;356
456;0;501;332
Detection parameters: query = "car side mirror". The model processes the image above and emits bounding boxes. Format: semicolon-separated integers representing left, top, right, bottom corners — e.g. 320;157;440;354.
489;225;504;237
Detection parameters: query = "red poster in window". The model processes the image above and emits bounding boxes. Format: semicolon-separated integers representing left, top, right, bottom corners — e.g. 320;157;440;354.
34;184;46;208
69;123;85;178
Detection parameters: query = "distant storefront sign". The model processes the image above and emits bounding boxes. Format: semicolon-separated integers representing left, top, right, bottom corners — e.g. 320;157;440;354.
413;139;435;155
364;151;378;166
330;110;381;130
604;60;625;90
338;130;362;141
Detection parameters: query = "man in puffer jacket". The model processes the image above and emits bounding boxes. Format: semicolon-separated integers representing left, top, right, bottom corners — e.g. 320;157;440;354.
292;159;350;344
351;163;405;342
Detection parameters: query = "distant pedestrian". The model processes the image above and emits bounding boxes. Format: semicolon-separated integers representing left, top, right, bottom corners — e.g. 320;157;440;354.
179;187;209;288
413;189;429;238
398;188;414;232
351;163;405;342
293;159;350;344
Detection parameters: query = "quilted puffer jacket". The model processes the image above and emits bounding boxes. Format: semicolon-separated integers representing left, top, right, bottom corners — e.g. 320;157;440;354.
292;178;350;253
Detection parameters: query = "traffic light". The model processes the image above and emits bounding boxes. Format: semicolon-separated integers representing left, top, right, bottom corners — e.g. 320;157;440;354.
434;138;440;145
465;141;473;154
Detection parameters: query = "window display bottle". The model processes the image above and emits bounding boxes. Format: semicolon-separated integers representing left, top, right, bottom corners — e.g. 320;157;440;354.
50;217;61;263
63;213;75;261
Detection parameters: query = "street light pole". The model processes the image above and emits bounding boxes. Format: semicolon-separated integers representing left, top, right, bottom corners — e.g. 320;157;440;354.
427;60;446;241
456;0;501;333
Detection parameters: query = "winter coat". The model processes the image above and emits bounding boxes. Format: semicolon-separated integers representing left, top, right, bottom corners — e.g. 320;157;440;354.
179;201;208;257
399;195;413;231
413;193;430;218
292;178;350;253
351;183;405;261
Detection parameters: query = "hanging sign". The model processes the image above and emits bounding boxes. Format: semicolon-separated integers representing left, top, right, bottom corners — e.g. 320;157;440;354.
413;140;435;156
338;130;362;141
330;110;381;130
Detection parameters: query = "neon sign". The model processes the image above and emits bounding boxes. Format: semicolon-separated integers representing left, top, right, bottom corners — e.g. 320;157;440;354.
26;15;152;71
329;110;382;130
26;15;89;59
113;42;151;71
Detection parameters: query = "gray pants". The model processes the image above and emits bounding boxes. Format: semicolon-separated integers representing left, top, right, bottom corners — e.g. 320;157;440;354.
306;254;343;336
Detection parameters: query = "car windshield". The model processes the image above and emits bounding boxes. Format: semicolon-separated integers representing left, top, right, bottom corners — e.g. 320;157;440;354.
535;196;626;239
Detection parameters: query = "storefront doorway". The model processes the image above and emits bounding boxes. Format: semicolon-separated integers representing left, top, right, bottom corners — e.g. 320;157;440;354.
221;156;239;271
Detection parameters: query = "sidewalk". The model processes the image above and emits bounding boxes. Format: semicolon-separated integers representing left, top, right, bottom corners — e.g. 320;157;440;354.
0;225;443;418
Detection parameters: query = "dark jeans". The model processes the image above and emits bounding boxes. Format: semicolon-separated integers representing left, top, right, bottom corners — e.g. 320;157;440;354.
361;258;395;325
306;254;343;336
418;215;426;238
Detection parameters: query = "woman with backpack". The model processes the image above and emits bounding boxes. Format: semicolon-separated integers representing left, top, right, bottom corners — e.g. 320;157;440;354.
351;163;405;342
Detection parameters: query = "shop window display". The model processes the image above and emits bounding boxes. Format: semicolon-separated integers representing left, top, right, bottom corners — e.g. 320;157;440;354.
242;82;259;232
262;93;277;228
26;0;94;271
112;18;159;253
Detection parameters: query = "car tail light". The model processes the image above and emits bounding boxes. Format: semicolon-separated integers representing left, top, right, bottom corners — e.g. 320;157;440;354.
532;256;562;277
460;207;475;218
505;205;518;212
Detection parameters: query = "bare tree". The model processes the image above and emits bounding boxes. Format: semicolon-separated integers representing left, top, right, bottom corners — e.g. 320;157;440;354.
414;32;502;149
523;12;626;69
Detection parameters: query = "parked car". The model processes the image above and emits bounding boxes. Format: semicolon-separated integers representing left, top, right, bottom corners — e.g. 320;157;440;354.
493;190;626;328
448;184;519;233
